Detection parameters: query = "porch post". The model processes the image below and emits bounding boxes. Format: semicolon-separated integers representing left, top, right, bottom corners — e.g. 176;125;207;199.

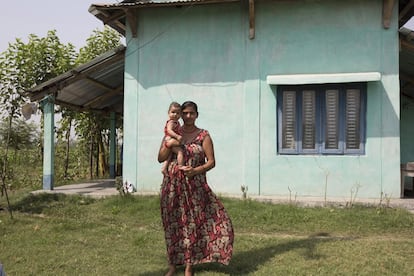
41;95;55;190
109;112;116;178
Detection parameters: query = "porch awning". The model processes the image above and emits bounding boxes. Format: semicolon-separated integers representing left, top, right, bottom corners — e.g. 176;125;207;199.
27;45;125;114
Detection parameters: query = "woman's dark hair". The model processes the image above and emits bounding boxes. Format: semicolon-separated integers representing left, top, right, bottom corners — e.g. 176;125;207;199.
181;101;198;113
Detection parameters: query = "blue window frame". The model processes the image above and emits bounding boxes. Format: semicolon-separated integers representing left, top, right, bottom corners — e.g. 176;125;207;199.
277;83;366;155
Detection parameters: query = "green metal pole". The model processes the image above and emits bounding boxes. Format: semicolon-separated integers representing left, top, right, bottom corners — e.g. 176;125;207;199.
42;96;55;190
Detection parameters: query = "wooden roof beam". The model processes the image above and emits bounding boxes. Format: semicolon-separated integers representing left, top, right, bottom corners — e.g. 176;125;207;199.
399;0;414;20
383;0;396;29
249;0;255;39
125;9;138;38
101;10;124;25
84;76;116;91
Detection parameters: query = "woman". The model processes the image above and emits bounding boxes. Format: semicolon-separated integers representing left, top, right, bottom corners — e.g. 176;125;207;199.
158;101;234;276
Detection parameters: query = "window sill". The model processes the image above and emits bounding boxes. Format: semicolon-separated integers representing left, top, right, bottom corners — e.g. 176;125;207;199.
267;72;381;85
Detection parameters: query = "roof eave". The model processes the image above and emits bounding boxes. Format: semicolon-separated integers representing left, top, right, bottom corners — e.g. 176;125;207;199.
89;0;241;37
28;45;125;99
27;45;126;114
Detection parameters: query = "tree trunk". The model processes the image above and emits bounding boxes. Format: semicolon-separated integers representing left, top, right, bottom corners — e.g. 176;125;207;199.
63;119;71;178
98;131;107;176
95;133;99;178
89;134;93;179
0;114;13;218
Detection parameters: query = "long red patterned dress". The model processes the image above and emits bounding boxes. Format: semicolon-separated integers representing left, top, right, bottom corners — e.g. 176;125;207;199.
160;129;234;265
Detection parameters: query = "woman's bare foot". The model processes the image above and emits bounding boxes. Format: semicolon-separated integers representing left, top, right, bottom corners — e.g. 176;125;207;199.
165;264;176;276
185;264;193;276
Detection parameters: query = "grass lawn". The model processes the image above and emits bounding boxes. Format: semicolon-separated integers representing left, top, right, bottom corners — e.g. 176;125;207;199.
1;191;414;275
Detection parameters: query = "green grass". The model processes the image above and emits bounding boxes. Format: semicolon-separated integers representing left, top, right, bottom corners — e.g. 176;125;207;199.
1;191;414;275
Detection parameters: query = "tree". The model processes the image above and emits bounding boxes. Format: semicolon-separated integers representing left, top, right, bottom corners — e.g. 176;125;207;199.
0;30;76;119
0;30;76;214
76;27;122;65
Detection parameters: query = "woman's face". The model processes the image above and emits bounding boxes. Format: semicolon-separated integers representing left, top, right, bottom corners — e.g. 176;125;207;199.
181;106;198;125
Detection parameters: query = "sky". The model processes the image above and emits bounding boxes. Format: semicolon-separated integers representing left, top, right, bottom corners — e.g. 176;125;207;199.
0;0;113;53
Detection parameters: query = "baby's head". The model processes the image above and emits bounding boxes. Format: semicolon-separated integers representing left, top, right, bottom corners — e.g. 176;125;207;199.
168;102;181;121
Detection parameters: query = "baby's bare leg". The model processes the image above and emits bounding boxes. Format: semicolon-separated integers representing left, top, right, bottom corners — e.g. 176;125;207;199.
171;146;184;167
165;137;180;148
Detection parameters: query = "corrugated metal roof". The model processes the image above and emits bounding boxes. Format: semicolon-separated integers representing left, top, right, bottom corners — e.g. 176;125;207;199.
27;45;125;114
94;0;238;8
89;0;239;36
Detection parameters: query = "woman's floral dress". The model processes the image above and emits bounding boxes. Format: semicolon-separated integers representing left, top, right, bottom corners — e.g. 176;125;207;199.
160;129;234;265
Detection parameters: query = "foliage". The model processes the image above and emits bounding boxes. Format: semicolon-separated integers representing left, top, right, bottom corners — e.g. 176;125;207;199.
0;30;76;119
54;140;90;182
0;118;40;191
76;26;122;65
0;148;42;190
1;194;414;275
0;118;39;150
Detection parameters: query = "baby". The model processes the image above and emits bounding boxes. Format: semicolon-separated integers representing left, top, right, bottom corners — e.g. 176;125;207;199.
162;102;184;174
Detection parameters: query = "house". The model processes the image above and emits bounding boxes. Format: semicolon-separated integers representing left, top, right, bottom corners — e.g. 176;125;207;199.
31;0;414;200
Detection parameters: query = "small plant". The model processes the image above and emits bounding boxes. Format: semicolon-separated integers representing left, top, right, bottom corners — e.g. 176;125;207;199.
115;176;123;193
241;185;248;199
314;158;330;207
346;182;361;208
288;186;297;205
324;171;330;207
116;177;135;196
378;191;392;212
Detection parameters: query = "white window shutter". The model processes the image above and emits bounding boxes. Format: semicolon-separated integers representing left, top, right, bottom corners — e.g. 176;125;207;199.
325;89;339;149
302;90;316;149
345;89;361;149
282;91;297;149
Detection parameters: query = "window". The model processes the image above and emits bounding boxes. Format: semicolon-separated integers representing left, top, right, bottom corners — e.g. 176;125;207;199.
277;83;366;155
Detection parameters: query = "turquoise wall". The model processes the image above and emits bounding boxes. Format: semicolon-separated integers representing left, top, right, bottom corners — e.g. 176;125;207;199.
123;0;400;199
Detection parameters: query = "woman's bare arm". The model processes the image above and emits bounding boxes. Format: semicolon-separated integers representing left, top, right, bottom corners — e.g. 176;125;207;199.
157;138;171;163
201;134;215;171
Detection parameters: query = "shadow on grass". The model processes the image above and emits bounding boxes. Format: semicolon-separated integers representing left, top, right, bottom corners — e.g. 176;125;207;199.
10;193;95;214
138;233;357;276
